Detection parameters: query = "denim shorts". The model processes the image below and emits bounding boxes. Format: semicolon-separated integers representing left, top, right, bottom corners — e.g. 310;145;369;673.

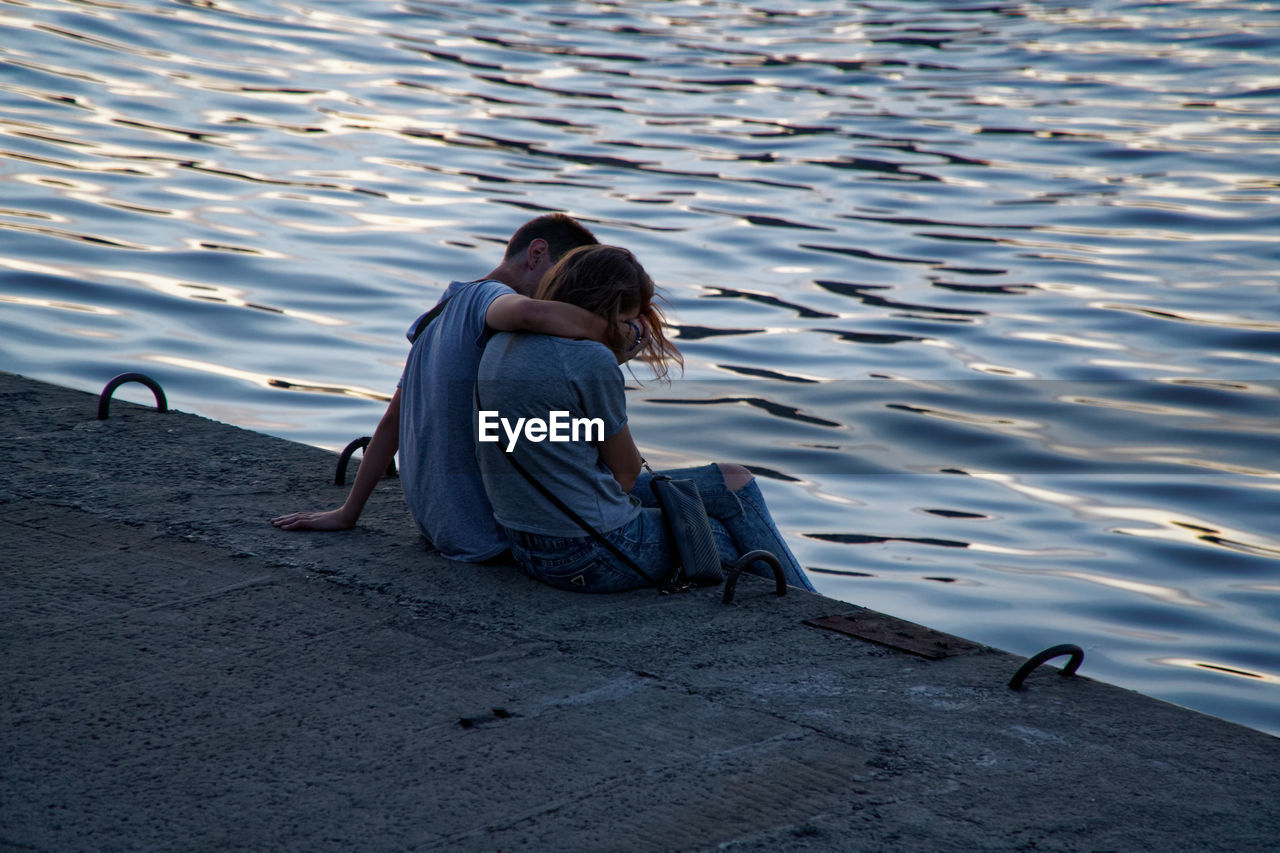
505;508;736;594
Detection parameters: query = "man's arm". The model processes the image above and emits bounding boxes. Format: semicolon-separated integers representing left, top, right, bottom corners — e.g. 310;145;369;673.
597;424;642;493
271;388;401;531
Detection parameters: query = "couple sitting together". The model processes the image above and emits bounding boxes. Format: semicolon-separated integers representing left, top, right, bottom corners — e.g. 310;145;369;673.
272;214;815;594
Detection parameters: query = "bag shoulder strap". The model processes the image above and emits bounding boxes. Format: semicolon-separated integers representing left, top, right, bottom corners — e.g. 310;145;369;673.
409;293;454;344
412;278;514;343
474;383;657;587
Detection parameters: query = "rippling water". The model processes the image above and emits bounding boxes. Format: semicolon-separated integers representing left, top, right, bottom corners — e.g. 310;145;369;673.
3;0;1278;736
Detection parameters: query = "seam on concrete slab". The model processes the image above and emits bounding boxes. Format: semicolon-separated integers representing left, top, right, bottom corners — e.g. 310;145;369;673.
33;576;281;638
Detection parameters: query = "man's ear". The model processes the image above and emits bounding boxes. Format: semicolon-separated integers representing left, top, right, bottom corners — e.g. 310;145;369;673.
525;237;550;269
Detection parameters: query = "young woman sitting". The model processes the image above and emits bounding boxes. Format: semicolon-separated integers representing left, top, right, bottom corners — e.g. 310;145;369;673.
475;244;816;594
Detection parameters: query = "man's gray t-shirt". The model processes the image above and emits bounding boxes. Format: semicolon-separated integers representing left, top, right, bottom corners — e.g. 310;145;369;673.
476;332;639;537
399;278;513;561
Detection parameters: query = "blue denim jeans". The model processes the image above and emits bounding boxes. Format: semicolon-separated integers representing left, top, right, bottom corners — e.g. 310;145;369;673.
505;464;815;594
506;507;737;594
633;464;816;592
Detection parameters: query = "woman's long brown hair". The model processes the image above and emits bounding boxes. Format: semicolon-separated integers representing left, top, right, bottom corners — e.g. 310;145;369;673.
534;245;682;380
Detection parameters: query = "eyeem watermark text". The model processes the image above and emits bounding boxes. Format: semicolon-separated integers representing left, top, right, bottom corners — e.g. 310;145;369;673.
478;410;604;451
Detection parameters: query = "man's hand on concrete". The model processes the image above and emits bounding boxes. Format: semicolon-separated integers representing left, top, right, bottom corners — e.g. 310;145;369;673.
271;508;356;531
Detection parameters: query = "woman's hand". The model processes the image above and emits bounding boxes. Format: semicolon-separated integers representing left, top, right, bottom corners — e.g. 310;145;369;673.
614;315;651;364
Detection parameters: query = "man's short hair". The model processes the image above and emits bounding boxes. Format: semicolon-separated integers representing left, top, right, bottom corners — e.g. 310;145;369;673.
504;213;599;262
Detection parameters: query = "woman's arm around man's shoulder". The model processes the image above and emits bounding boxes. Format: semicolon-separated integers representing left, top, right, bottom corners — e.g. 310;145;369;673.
485;294;644;358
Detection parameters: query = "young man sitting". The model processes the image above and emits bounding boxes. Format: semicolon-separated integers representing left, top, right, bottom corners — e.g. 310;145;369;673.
272;213;641;562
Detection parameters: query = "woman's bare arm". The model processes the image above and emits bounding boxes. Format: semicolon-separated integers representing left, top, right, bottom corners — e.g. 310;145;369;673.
597;424;642;493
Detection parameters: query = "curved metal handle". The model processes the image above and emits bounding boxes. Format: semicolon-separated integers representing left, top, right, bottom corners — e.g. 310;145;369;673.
335;436;398;486
1008;643;1084;690
98;373;168;420
722;549;787;604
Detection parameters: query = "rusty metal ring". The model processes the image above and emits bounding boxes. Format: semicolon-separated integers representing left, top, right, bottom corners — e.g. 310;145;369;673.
723;549;787;604
98;373;168;420
1009;644;1084;690
335;436;397;486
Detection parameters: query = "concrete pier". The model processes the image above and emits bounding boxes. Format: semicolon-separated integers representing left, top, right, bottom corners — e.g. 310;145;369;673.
3;371;1277;851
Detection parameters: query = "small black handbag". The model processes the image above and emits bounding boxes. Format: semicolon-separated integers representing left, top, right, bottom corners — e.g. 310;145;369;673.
648;475;725;591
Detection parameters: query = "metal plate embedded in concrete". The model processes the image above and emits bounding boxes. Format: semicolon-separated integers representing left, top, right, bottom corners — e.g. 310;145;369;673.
805;611;984;659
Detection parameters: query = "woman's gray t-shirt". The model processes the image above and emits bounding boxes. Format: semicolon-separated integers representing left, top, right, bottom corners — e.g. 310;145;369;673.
476;332;639;537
